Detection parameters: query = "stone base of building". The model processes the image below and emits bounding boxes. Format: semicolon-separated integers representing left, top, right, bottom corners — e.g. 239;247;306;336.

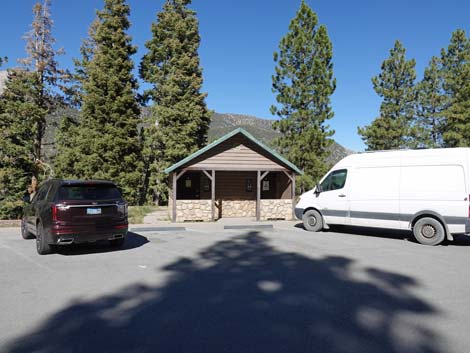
174;200;212;222
260;199;293;221
169;198;293;222
219;200;256;218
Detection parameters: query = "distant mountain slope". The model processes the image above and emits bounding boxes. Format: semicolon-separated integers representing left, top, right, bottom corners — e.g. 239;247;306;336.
42;109;353;167
209;113;354;166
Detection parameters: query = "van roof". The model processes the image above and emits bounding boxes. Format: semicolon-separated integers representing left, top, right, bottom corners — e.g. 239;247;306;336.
333;147;470;169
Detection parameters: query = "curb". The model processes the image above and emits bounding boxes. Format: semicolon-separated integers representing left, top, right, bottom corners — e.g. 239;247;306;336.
130;227;186;232
0;220;21;227
224;224;273;230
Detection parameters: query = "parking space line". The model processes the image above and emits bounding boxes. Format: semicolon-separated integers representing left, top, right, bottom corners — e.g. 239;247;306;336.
0;243;54;272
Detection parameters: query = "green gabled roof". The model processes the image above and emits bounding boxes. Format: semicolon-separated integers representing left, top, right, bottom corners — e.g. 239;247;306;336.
164;127;303;174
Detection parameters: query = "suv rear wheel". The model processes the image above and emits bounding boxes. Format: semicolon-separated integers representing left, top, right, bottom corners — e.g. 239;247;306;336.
36;222;53;255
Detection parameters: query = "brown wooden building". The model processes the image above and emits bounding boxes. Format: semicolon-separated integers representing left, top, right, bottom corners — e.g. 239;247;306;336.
165;128;302;222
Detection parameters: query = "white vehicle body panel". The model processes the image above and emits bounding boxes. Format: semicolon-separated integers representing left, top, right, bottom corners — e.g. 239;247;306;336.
295;148;470;237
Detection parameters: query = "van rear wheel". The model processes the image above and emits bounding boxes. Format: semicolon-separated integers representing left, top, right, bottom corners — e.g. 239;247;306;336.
303;209;323;232
413;217;445;246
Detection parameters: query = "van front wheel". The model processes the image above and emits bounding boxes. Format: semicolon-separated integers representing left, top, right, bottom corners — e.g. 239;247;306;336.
413;217;445;246
303;209;323;232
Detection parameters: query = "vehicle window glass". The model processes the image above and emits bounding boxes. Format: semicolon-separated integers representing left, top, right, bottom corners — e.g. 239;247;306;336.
58;185;122;200
34;184;49;202
321;169;347;192
45;184;55;201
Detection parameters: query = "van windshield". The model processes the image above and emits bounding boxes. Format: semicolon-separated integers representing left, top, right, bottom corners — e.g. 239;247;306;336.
59;184;122;201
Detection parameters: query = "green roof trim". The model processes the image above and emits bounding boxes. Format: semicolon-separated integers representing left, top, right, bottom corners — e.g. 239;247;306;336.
164;127;303;175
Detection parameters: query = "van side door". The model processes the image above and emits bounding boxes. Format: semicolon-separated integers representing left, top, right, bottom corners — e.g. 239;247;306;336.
317;169;349;225
349;166;401;229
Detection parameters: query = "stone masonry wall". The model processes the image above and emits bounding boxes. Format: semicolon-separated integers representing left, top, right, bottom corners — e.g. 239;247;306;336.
169;199;293;222
260;199;293;221
175;200;212;222
220;200;256;218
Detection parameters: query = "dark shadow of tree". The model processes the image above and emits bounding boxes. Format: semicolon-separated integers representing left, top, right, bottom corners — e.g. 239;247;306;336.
54;232;149;256
5;232;446;353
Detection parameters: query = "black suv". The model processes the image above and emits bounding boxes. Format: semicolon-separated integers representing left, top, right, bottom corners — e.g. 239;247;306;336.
22;180;128;255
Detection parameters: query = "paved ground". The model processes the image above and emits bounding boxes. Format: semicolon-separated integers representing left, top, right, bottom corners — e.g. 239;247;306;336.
1;222;470;353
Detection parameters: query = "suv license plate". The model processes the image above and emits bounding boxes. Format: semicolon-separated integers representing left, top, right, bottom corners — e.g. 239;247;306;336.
87;208;102;215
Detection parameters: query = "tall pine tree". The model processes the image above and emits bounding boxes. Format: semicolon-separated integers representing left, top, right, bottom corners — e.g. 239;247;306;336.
0;0;64;218
140;0;210;204
440;29;470;147
0;71;40;218
54;19;99;177
20;0;67;163
415;56;446;147
271;0;335;192
358;40;416;150
57;0;142;204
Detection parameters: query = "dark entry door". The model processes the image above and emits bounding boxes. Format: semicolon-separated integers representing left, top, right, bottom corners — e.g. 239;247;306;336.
177;172;201;200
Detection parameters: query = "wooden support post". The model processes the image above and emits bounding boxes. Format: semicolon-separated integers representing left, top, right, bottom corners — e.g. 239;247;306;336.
172;172;177;223
260;171;269;181
255;171;270;222
172;169;187;223
291;172;296;220
256;170;261;221
211;170;215;222
202;170;215;222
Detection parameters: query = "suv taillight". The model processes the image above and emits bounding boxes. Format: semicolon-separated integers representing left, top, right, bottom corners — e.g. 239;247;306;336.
117;202;128;217
52;205;58;222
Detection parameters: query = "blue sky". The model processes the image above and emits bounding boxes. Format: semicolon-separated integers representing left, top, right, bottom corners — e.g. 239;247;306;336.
1;1;469;151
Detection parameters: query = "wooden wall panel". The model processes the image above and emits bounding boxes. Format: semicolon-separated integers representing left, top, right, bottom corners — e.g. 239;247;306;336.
214;171;257;200
184;135;290;171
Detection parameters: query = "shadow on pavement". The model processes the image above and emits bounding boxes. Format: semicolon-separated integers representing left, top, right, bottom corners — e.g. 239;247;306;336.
55;231;149;256
5;232;445;353
327;225;413;241
295;222;412;241
449;234;470;246
296;222;470;246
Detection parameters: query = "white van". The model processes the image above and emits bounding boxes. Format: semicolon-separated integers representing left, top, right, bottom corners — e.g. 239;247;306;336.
294;148;470;245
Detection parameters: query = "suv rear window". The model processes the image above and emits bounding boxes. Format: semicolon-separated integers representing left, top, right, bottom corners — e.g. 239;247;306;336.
58;184;122;201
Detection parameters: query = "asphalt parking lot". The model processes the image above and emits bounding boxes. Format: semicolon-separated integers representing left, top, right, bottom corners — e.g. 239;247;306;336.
1;223;470;353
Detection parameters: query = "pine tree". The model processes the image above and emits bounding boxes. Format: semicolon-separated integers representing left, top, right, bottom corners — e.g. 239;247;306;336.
0;70;41;218
415;56;446;147
19;0;67;163
440;29;470;147
0;0;64;218
140;0;210;204
358;40;416;150
270;1;335;192
57;0;143;204
54;20;99;177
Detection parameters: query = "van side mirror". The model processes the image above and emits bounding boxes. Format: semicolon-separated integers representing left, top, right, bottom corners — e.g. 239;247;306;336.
315;184;323;194
22;194;30;203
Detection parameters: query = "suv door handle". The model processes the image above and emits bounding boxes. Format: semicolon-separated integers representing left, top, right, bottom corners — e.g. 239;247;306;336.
338;194;346;198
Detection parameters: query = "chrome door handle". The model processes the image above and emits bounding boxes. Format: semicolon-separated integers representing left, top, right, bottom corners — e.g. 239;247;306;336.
338;194;346;198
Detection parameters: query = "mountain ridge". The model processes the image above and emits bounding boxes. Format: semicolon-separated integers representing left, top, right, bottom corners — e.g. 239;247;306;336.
42;109;353;167
209;112;354;166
